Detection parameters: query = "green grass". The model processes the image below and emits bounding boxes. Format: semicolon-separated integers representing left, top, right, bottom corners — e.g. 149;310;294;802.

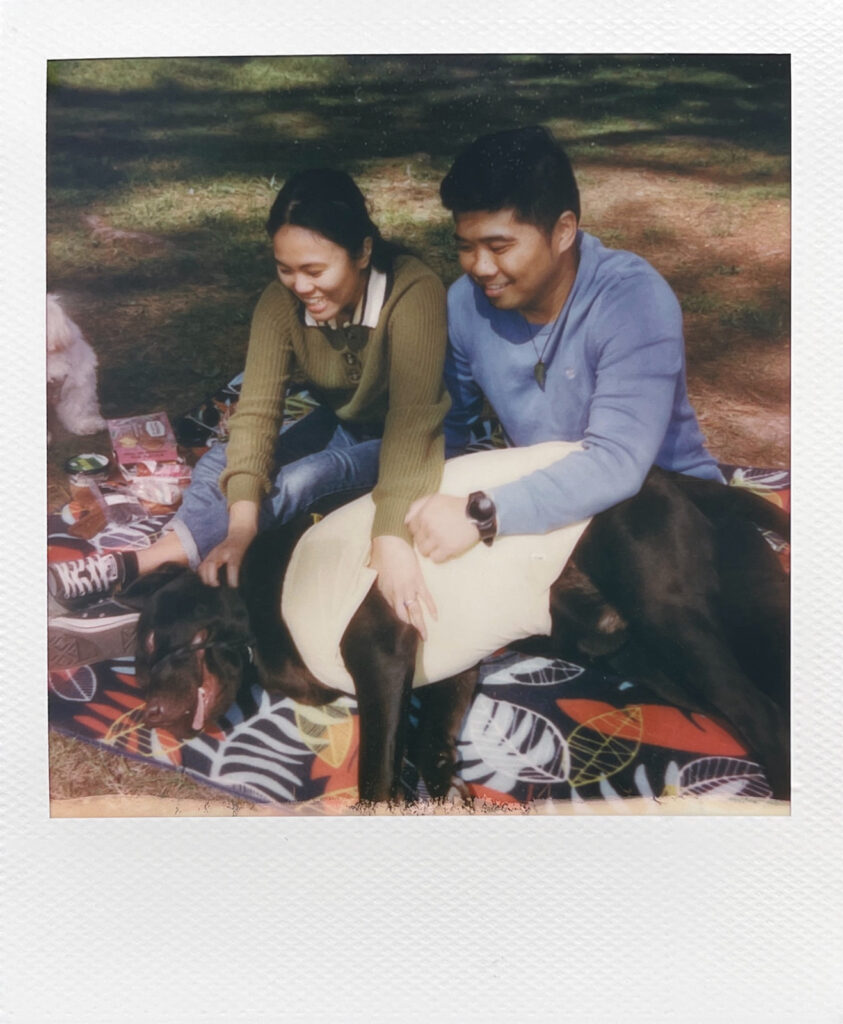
46;52;791;446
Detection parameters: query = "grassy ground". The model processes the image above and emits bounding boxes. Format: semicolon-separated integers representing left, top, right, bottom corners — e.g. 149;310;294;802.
46;54;790;806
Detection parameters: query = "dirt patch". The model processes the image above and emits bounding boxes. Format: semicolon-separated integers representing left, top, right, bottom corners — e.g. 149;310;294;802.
581;169;790;467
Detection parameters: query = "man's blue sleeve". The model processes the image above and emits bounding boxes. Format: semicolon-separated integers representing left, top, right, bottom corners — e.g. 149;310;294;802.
490;274;685;533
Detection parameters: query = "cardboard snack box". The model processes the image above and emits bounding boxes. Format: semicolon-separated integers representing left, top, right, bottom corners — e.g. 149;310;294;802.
107;411;180;466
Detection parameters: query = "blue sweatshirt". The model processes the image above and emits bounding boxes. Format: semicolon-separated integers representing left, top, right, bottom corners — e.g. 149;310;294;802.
444;230;722;535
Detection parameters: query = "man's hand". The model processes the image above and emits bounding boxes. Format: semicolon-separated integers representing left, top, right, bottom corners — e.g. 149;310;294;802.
405;493;480;563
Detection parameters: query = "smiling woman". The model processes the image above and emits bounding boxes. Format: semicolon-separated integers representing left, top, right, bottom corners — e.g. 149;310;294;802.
48;167;451;656
273;226;371;325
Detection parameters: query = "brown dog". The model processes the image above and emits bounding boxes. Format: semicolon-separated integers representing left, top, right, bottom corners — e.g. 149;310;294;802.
131;467;789;803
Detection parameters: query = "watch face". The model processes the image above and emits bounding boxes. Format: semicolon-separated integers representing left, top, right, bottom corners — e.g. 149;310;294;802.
468;492;495;521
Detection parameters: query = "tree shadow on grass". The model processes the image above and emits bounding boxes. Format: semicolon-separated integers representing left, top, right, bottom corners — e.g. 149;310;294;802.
46;54;791;475
47;53;790;204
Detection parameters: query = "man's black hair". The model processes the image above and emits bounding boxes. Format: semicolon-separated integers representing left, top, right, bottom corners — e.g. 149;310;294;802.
440;125;581;233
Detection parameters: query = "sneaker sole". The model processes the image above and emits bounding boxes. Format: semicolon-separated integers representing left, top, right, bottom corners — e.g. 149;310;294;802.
48;611;140;670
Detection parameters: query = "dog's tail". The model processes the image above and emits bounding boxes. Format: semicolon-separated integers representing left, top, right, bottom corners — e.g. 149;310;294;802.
672;473;790;542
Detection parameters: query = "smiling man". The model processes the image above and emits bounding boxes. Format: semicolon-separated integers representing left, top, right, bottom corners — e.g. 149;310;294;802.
406;125;722;560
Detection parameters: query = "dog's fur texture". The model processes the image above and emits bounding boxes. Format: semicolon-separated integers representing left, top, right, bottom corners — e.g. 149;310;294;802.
46;294;106;443
130;468;790;804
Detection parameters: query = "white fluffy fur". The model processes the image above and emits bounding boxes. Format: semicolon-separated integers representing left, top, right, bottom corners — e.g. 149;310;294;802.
46;293;106;442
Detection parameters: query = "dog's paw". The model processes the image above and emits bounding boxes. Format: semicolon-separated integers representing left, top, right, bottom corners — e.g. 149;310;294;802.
442;778;473;806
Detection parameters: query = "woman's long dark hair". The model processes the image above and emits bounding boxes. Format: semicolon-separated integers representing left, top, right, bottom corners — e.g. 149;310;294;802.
266;168;406;272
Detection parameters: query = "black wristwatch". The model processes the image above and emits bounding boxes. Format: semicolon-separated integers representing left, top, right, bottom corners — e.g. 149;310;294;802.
466;491;497;547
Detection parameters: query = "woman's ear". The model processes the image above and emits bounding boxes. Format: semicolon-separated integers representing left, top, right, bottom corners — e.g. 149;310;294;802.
359;236;373;268
553;211;578;256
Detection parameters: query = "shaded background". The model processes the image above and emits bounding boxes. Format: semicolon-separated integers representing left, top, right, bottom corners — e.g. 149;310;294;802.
47;54;790;486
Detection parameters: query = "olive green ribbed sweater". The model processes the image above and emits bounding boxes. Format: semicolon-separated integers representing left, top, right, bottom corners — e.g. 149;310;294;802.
219;255;449;542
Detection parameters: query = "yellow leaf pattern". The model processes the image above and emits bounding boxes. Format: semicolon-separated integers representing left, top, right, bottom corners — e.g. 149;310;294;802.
568;706;643;787
293;700;353;768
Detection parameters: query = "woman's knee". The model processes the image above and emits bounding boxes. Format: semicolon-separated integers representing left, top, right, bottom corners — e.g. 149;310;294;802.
267;442;380;520
190;442;229;485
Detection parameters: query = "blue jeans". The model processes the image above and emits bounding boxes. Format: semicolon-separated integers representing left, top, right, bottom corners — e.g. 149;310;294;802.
169;405;382;569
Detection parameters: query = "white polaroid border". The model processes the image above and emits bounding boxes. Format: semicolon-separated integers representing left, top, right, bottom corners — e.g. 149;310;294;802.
3;1;842;1020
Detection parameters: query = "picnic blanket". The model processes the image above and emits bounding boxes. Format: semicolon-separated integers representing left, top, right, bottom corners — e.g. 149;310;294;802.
48;380;790;811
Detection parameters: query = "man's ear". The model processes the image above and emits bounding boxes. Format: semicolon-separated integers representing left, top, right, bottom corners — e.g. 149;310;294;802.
553;211;578;256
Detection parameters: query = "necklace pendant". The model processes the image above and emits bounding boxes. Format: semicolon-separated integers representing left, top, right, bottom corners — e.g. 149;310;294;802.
534;360;547;391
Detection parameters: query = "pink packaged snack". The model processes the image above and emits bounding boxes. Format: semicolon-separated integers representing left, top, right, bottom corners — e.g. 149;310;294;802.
107;412;180;467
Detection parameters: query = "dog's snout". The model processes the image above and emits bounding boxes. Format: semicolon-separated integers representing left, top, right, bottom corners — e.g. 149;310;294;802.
143;696;168;726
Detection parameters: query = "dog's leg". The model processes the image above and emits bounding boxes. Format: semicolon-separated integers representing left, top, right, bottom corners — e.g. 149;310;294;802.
572;472;790;799
715;516;790;713
413;668;478;801
340;586;418;805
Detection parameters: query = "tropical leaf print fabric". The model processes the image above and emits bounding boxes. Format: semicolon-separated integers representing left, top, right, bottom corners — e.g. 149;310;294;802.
47;382;790;809
48;595;787;807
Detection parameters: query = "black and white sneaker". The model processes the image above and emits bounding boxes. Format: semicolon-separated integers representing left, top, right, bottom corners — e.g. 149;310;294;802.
48;552;128;610
48;596;140;670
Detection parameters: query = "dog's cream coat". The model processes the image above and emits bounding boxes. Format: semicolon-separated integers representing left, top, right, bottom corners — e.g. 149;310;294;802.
282;443;591;691
46;293;106;442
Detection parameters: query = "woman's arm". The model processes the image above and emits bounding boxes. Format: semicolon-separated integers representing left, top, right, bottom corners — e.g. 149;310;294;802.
204;282;295;586
197;500;259;587
218;281;295;507
370;271;450;542
368;270;450;637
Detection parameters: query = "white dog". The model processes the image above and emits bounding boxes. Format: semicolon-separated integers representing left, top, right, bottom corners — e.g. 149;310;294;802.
46;293;106;443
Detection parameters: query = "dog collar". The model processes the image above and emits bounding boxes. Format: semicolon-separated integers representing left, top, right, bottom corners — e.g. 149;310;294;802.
148;638;255;670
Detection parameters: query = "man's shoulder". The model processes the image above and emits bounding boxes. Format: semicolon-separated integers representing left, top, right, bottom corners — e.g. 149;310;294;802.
446;273;484;319
584;231;672;292
446;272;477;300
446;275;495;347
579;232;680;326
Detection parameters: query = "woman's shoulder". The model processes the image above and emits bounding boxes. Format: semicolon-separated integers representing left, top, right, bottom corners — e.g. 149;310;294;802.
253;278;303;325
388;254;446;305
256;277;298;308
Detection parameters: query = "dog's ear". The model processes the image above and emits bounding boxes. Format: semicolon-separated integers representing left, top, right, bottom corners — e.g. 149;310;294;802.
120;561;190;610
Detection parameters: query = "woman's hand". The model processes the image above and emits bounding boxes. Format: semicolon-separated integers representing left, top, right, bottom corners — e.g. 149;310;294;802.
369;535;437;640
198;501;259;588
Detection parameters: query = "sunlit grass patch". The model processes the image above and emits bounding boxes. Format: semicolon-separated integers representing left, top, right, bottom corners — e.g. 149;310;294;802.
47;56;344;94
